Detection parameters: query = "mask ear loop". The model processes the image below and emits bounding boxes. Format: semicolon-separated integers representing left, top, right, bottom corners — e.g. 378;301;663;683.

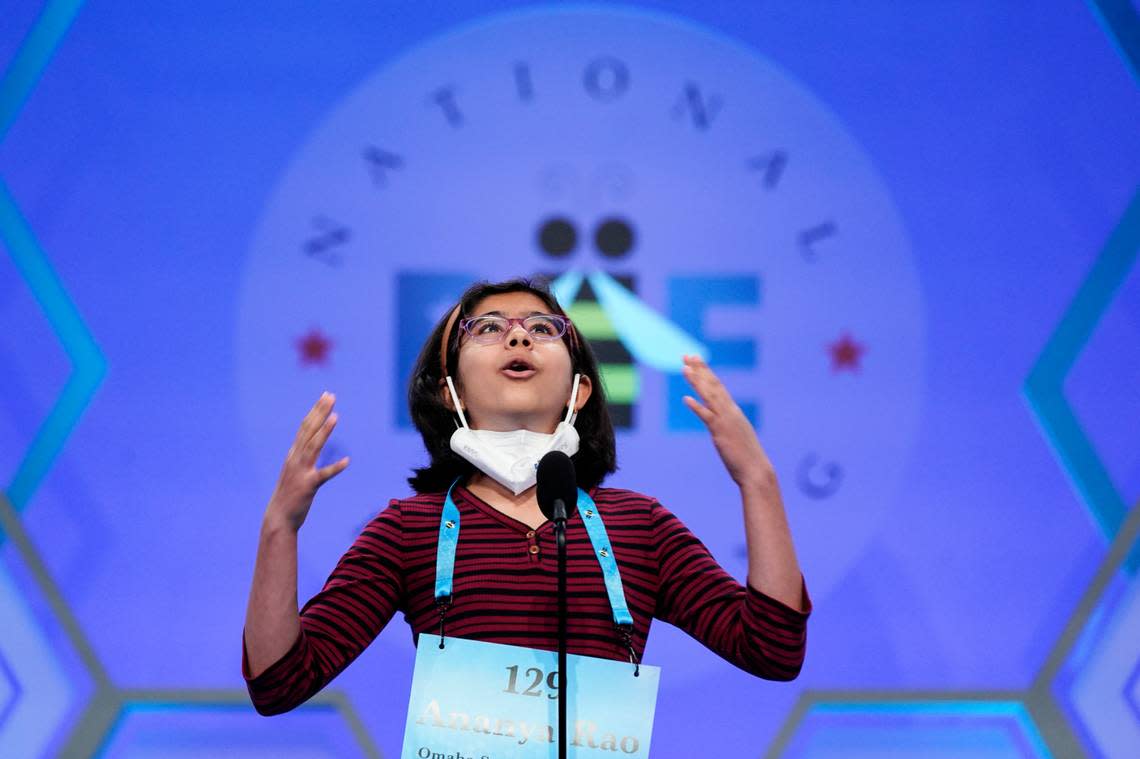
564;373;581;425
445;376;469;429
562;317;583;426
439;303;470;430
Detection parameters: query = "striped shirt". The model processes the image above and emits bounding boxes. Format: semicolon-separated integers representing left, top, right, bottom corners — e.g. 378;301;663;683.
243;485;811;715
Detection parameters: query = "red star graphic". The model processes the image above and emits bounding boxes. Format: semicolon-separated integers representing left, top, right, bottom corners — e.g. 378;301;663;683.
296;328;333;367
828;332;866;373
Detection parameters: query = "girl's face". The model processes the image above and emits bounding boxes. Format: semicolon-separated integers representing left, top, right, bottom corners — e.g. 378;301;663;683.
448;291;592;432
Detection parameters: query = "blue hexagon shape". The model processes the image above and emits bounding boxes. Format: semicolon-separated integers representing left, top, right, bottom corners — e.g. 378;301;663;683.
781;701;1053;758
0;0;85;141
1024;0;1140;565
0;0;105;520
0;561;80;757
1055;563;1140;756
1023;187;1140;567
94;702;378;759
0;649;19;734
1086;0;1140;84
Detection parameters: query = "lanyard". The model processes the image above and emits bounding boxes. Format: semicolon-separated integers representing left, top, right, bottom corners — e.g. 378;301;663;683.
434;481;638;668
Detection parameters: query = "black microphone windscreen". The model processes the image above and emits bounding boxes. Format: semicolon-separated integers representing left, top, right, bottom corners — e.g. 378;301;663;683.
536;451;577;522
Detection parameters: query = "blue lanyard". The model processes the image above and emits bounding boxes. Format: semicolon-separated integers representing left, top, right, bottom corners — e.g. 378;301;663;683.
435;481;634;628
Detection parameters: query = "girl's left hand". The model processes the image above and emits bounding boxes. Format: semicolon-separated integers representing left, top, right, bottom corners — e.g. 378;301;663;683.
681;354;774;490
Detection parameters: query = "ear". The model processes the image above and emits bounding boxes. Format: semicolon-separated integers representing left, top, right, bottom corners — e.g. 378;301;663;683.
572;375;593;413
439;378;464;411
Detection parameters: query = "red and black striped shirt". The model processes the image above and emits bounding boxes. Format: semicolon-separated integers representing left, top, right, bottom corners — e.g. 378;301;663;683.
243;485;811;715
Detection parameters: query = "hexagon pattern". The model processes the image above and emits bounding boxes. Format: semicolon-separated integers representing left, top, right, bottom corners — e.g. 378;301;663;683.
95;704;373;759
0;649;20;734
0;562;74;758
1;1;1139;757
782;702;1052;759
1060;569;1140;756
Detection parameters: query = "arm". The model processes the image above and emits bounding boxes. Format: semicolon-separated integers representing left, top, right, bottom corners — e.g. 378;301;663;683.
681;354;807;610
740;468;804;611
242;505;405;715
242;391;356;713
243;512;302;681
659;354;810;679
652;500;810;680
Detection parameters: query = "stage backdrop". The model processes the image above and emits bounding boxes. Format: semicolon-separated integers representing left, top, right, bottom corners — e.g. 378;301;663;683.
2;1;1139;757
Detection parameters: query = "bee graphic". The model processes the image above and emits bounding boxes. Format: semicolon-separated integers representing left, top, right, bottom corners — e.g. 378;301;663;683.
533;162;706;428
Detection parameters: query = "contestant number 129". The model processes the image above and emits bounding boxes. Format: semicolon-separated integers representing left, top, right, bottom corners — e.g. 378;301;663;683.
504;665;559;700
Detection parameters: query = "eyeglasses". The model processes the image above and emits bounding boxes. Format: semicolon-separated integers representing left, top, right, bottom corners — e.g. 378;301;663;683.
459;314;571;344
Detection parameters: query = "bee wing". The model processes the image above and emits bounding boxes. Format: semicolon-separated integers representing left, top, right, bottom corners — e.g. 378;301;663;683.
549;269;585;310
587;270;708;372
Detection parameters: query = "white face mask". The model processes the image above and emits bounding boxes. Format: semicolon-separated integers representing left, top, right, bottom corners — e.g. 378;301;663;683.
446;374;582;495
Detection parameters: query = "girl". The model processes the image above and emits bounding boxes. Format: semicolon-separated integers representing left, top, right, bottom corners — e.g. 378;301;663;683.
242;278;810;715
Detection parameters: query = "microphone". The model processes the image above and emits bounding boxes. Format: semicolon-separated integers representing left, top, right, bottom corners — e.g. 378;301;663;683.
537;451;577;524
536;450;576;759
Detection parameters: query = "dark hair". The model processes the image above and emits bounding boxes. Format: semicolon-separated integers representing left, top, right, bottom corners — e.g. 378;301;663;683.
407;278;617;493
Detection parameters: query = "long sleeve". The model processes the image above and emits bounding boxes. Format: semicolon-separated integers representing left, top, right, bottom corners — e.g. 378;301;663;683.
650;499;811;680
243;502;406;714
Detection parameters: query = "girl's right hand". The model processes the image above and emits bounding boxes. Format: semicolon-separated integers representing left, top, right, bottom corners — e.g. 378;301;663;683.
265;391;350;531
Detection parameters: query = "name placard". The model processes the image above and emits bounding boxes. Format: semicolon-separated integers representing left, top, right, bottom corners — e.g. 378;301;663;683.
402;635;660;759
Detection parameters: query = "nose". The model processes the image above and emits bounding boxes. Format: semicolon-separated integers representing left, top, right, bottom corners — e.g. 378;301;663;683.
507;323;531;347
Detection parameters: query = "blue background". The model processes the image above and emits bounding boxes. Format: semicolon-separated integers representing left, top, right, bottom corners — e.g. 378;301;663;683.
1;1;1139;757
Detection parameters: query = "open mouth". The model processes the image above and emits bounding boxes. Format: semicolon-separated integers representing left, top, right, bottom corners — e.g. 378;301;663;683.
500;357;536;378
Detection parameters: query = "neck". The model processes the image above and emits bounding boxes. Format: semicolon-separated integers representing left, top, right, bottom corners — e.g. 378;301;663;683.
465;412;562;433
467;471;537;506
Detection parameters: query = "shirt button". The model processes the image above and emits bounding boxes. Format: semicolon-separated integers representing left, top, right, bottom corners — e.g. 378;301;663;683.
526;530;536;539
529;545;540;555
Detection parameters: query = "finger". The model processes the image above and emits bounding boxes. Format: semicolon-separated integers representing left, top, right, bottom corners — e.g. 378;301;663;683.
303;411;338;461
690;357;724;392
684;359;728;407
296;392;335;448
682;362;720;408
317;456;350;484
683;395;714;425
293;393;328;446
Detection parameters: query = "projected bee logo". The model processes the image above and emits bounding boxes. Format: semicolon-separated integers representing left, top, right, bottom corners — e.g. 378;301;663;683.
237;7;927;602
534;168;643;429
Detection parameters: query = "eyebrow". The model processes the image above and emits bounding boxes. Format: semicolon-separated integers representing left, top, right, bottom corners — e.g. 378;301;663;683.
474;310;547;318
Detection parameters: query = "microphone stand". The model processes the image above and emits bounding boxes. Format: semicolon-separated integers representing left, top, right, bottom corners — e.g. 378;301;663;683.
553;498;568;759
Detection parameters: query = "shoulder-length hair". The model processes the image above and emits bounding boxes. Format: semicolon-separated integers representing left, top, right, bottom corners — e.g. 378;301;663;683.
407;278;617;493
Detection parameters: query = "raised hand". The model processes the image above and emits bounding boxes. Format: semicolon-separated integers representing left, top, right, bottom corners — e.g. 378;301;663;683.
681;355;774;491
266;391;350;531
